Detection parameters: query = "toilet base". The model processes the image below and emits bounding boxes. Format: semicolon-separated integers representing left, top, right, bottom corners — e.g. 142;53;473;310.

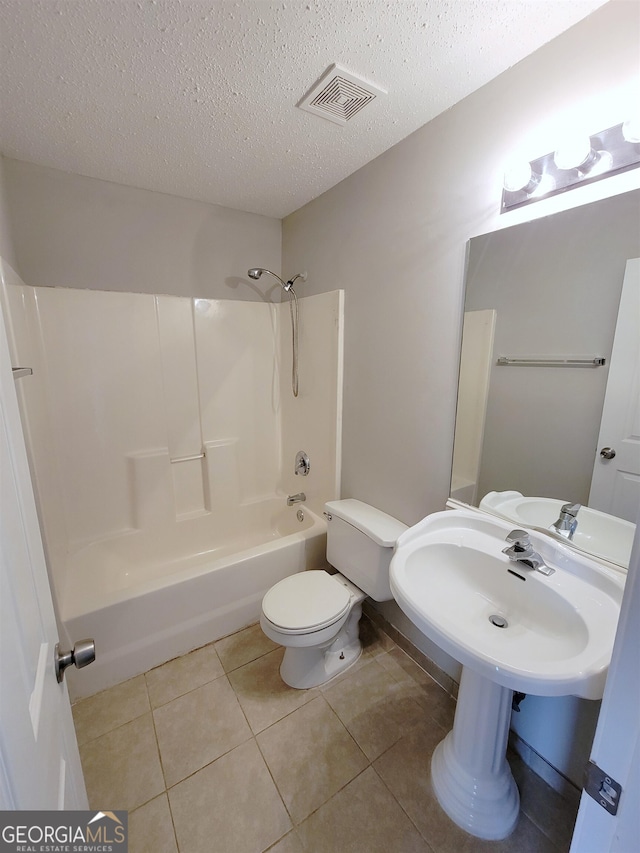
279;603;363;689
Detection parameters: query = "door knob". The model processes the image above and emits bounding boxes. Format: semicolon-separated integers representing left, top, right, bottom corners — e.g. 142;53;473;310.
54;639;96;683
599;447;616;460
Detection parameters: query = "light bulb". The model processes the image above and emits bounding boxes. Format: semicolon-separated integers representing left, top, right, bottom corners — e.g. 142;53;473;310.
503;161;541;194
622;117;640;144
554;136;593;170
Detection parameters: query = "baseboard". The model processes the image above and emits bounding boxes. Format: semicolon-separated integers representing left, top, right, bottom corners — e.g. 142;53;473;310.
509;731;581;802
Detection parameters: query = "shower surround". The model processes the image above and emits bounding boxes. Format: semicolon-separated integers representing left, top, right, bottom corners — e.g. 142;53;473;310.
1;261;343;698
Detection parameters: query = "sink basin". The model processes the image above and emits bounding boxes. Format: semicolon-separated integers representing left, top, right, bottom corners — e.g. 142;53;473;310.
479;490;634;568
389;507;623;840
390;508;623;699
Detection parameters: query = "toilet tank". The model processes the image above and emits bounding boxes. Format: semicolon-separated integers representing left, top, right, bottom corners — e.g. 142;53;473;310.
324;499;408;601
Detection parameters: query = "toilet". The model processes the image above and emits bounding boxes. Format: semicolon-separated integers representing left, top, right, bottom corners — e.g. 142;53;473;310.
260;499;407;688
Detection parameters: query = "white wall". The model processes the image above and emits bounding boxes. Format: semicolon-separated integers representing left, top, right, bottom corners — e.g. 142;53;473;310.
0;157;18;270
1;159;281;300
282;0;640;787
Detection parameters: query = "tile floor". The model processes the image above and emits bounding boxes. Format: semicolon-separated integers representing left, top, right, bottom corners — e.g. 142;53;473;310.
72;620;579;853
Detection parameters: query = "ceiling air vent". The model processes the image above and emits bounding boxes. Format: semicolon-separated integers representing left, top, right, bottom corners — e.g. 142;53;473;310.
297;63;386;126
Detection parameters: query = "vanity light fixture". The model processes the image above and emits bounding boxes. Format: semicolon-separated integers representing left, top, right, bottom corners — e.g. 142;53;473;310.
501;119;640;212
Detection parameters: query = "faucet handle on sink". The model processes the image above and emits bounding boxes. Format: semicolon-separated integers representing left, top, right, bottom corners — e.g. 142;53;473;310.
504;529;531;548
560;502;581;517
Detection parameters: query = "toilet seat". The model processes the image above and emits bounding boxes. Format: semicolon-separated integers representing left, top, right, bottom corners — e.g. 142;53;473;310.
262;570;351;634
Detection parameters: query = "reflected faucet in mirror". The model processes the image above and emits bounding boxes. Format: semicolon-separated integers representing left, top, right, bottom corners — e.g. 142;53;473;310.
550;503;581;540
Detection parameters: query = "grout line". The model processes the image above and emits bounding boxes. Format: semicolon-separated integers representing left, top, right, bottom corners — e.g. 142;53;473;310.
253;728;297;827
261;828;304;853
132;679;181;853
73;699;152;749
371;762;439;852
146;664;227;711
219;643;281;675
164;792;181;853
148;687;171;795
293;764;373;827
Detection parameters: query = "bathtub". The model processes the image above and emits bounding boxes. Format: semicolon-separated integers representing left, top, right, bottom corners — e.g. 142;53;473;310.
62;500;327;699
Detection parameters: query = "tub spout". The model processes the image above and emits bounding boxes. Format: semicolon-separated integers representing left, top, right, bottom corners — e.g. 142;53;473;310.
287;492;306;506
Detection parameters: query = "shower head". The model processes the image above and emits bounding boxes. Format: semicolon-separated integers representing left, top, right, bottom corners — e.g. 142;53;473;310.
246;267;306;293
247;266;307;399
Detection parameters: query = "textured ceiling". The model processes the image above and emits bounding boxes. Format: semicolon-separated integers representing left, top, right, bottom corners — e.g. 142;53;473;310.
0;0;607;218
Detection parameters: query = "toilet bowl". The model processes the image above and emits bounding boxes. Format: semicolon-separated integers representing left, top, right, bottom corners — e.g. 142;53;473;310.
260;499;407;689
261;570;366;688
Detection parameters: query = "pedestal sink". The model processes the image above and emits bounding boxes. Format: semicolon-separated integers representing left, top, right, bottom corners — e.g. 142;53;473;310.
389;508;623;840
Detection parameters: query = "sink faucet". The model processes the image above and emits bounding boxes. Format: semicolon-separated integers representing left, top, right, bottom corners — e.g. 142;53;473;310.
287;492;306;506
550;502;581;540
502;530;555;576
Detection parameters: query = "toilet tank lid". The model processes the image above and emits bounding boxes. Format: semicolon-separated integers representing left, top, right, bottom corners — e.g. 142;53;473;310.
324;499;408;547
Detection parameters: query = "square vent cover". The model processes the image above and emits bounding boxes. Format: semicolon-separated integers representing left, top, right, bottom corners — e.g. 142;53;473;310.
297;63;386;126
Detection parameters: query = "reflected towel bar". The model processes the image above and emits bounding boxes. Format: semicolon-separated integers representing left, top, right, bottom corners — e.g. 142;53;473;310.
170;452;206;464
497;356;605;368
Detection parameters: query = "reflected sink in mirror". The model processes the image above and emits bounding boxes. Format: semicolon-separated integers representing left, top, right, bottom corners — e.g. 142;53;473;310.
480;490;635;569
390;508;623;700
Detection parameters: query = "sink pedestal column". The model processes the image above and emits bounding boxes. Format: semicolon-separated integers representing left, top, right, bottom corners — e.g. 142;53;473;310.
431;666;519;840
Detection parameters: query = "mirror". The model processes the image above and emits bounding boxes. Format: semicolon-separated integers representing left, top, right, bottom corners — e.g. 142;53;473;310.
452;188;640;567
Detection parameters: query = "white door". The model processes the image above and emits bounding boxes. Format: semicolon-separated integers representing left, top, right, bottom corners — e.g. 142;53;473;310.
589;258;640;523
0;297;87;809
570;514;640;852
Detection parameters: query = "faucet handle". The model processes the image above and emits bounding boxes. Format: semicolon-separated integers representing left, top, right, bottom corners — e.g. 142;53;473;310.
505;529;531;548
560;502;581;517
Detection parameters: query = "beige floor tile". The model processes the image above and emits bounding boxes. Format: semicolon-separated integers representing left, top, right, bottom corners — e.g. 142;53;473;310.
128;794;178;853
264;830;305;853
228;648;317;734
378;646;437;688
257;695;369;824
215;622;279;672
154;675;251;787
461;811;560;853
169;739;291;853
298;767;432;853
72;675;150;746
322;657;424;760
378;648;457;730
80;713;164;811
373;719;470;852
145;643;224;708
